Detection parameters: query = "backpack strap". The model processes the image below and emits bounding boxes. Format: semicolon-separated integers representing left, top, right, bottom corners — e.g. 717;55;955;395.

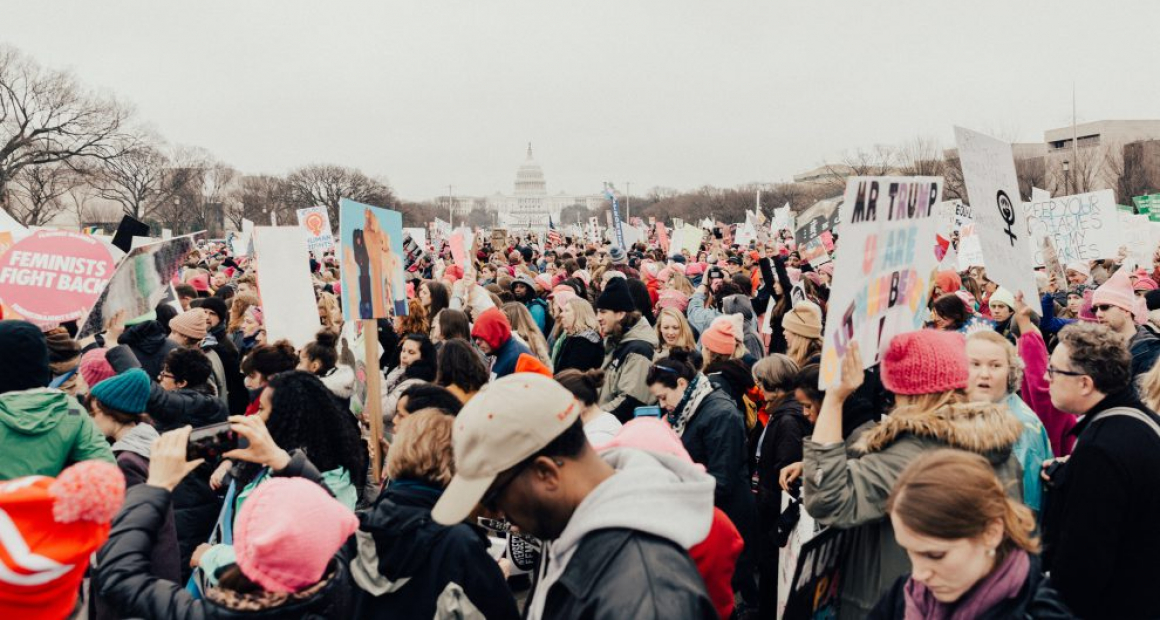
1090;407;1160;441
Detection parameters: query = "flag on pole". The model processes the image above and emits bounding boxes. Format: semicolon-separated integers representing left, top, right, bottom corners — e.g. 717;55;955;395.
547;215;563;246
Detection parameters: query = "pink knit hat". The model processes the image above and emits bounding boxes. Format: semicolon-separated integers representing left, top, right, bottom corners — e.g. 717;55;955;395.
701;316;738;355
656;289;690;313
1092;268;1136;314
234;478;358;593
79;348;115;389
188;273;210;292
881;330;968;396
1135;276;1158;292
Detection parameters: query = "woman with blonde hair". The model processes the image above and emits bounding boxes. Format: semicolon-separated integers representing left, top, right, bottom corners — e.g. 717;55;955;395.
502;302;552;368
783;300;823;367
869;449;1069;618
351;410;521;619
317;290;343;330
667;272;696;296
655;307;697;359
550;297;604;372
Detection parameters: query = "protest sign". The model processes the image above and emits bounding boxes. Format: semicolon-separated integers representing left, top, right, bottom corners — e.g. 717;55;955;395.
954;127;1037;303
798;237;831;266
656;222;670;253
679;224;702;256
339;198;408;322
795;208;842;247
296;206;336;252
1022;190;1121;264
773;203;795;233
1032;187;1051;202
253;226;319;349
449;229;468;267
0;209;29;238
1041;236;1067;284
111;215;151;254
161;228;172;240
819;177;942;388
604;187;626;249
782;527;849;619
1122;213;1156;267
0;231;115;326
777;496;817;618
78;233;201;338
403;227;427;250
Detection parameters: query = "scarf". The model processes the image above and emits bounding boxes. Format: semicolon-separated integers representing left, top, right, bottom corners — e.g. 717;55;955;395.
904;549;1030;620
666;373;715;437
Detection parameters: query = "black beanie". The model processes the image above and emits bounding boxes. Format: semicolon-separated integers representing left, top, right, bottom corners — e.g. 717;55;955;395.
596;278;636;313
1146;289;1160;312
0;320;50;394
199;297;229;323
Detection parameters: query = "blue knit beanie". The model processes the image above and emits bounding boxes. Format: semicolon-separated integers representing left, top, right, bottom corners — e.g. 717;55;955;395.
90;368;151;414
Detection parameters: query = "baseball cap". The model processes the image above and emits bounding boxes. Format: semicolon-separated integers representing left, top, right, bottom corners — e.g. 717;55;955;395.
432;373;580;525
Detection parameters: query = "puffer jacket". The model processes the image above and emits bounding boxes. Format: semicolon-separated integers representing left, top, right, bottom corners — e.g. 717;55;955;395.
553;329;604;373
803;401;1024;619
347;480;519;619
94;484;352;620
598;318;658;422
116;321;178;381
868;554;1074;619
0;388;114;480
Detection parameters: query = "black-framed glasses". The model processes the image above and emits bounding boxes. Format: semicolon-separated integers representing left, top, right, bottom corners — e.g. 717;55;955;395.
1092;304;1116;313
158;370;175;381
1046;365;1086;379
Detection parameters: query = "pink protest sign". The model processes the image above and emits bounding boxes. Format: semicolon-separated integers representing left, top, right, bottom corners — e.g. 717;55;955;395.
0;230;115;325
449;230;467;267
820;230;834;252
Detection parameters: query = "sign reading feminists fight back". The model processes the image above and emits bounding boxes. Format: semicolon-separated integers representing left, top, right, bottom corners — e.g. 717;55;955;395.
819;177;943;388
954;127;1037;303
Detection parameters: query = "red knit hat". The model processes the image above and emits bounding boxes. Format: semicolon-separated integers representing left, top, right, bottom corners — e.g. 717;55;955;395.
471;307;511;351
881;330;968;395
0;461;125;620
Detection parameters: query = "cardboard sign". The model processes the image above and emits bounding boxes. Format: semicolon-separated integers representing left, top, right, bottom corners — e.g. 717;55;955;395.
773;203;795;233
0;231;115;326
819;177;943;388
296;206;336;252
956;222;986;270
338;198;408;322
1023;190;1122;264
78;233;201;338
1122;213;1156;268
795;208;842;246
954;127;1037;303
254;226;320;348
782;527;850;619
111;216;151;253
449;229;468;267
798;237;831;266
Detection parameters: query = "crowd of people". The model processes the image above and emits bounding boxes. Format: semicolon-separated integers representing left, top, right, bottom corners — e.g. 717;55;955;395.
1;224;1159;619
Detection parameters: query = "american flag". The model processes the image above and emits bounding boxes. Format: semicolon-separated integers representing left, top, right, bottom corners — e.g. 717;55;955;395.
547;216;563;246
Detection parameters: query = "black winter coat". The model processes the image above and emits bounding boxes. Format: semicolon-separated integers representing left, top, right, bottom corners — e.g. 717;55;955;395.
94;485;352;620
117;321;178;381
208;323;248;415
553;332;605;373
1041;389;1160;619
680;389;757;551
347;480;519;620
755;399;811;530
868;555;1074;619
534;528;717;620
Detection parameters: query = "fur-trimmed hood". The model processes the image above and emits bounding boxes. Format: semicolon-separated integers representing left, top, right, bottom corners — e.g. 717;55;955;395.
853;401;1024;463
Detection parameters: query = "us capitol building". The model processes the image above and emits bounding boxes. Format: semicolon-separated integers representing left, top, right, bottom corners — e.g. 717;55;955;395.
444;144;605;230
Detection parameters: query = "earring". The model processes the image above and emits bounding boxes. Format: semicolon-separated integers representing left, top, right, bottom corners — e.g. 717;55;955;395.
986;548;996;557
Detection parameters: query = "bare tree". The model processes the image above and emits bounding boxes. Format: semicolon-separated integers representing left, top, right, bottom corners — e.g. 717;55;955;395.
1015;156;1047;202
1110;142;1155;205
0;45;131;215
93;139;171;220
285;164;396;225
897;137;946;177
6;162;85;226
226;174;288;229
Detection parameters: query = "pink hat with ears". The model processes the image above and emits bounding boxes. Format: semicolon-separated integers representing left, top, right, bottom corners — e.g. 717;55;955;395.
246;306;264;325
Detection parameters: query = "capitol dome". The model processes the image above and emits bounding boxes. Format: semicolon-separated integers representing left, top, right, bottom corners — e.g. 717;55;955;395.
514;143;547;196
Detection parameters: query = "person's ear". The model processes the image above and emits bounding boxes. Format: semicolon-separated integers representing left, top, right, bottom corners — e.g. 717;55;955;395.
982;518;1005;551
175;379;188;389
530;456;564;492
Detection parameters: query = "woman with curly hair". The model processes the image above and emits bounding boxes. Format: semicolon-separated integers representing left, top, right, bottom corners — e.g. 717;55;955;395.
395;298;429;340
317;291;343;330
227;292;261;352
193;371;367;587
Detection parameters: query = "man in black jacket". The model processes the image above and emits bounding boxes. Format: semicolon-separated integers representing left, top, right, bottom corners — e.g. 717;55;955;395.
432;374;717;620
1042;322;1160;618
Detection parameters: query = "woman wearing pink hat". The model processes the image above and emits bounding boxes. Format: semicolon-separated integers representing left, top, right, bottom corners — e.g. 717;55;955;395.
795;335;1024;619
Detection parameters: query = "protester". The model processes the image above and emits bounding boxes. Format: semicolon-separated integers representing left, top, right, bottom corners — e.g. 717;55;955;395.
0;320;114;480
299;327;355;410
471;306;531;378
869;450;1071;618
502;301;553;368
348;410;520;619
191;296;248;414
381;333;437;426
801;335;1023;618
431;307;472;344
238;340;298;415
655;306;698;358
596;277;659;421
396;382;464;419
44;325;82;395
783;300;823;366
435;338;490;403
511;274;550;334
1092;267;1160;376
1040;322;1160;618
550;297;605;372
555;368;623;444
113;314;178;380
431;373;718;619
227;292;261;353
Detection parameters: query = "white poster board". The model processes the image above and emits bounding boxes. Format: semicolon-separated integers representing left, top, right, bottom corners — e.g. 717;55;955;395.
954;127;1037;303
819;177;943;388
296;206;336;253
1023;190;1122;264
253;226;320;349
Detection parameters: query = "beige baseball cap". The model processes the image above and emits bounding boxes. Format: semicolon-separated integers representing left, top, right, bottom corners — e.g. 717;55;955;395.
432;373;580;525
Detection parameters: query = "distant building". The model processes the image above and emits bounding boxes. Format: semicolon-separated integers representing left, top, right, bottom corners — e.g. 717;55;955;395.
1043;120;1160;195
487;144;604;229
793;164;855;184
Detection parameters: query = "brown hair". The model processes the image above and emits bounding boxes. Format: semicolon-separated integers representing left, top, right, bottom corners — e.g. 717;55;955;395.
887;449;1038;561
1057;322;1131;394
386;409;455;487
228;292;261;333
397;298;429;335
555;368;605;407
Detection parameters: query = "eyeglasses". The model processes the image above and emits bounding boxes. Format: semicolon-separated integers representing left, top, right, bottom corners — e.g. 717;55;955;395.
158;371;174;381
480;455;564;512
1046;365;1086;379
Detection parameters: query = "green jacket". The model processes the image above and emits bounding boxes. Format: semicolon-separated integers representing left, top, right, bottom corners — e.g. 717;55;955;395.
0;388;114;480
803;401;1025;619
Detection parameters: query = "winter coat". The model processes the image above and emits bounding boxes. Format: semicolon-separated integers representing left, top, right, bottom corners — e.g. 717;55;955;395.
94;484;353;620
755;398;811;531
490;336;532;378
0;388;113;480
868;554;1074;620
117;321;178;381
525;448;718;620
207;324;248;415
803;402;1024;619
1129;325;1160;377
1004;393;1052;512
598;317;658;422
687;291;721;336
1018;330;1077;456
91;426;181;620
752;256;791;355
319;365;355;414
347;479;520;620
552;329;604;373
1041;389;1160;619
722;295;765;358
107;344;229;432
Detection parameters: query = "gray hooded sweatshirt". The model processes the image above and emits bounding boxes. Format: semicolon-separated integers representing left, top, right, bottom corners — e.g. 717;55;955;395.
525;447;716;619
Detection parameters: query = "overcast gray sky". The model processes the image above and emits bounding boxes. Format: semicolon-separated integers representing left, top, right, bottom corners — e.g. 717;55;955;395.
3;1;1157;201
